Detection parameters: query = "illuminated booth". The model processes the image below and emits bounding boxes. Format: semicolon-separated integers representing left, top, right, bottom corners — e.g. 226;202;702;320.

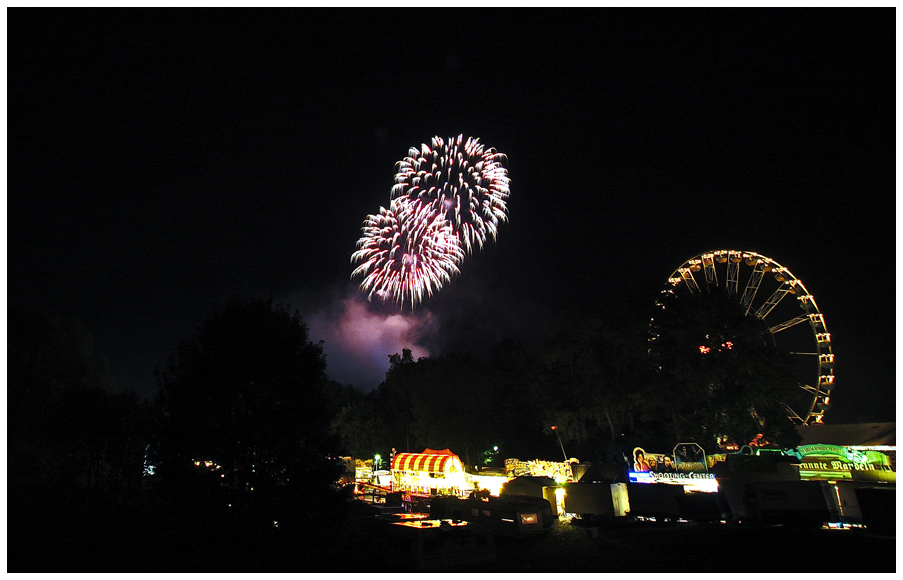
792;422;895;531
625;444;725;522
701;424;894;528
627;444;721;493
504;458;577;483
794;422;895;484
391;448;467;497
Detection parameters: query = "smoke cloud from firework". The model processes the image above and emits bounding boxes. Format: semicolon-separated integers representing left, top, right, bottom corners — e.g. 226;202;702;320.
302;285;437;390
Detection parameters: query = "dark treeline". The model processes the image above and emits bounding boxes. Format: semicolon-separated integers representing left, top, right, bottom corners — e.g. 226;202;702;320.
8;290;802;571
9;299;348;571
336;285;802;468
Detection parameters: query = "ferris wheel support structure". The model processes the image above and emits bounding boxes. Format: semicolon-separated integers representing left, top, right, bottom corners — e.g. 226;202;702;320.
662;250;834;425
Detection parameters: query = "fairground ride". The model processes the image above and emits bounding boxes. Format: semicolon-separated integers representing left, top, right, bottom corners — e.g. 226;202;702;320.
653;250;834;426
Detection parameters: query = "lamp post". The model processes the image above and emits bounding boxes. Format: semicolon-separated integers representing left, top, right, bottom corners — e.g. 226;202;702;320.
551;425;568;461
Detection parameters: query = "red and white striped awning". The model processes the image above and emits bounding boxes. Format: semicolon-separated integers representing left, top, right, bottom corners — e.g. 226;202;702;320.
391;451;461;474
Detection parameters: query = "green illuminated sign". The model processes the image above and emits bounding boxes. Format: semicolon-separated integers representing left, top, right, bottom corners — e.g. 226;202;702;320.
795;444;895;483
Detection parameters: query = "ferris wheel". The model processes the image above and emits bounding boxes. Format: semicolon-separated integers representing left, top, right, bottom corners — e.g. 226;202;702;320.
655;250;834;426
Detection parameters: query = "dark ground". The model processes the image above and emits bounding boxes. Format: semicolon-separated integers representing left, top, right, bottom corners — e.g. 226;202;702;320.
338;512;896;573
483;519;895;573
11;497;895;573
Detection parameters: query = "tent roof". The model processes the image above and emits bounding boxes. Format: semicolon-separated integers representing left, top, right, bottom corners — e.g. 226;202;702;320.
796;423;895;446
391;451;462;473
421;448;456;456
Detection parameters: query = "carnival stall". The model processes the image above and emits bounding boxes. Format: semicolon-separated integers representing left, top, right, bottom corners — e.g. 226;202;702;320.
391;448;468;497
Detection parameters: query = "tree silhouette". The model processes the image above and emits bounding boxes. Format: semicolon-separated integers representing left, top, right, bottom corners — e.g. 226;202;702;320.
649;288;802;450
153;297;345;529
354;344;553;467
330;390;383;459
8;307;153;571
486;339;554;462
7;307;149;497
406;352;496;467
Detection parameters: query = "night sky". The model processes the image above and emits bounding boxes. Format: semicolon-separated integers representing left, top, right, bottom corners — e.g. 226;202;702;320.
8;9;896;424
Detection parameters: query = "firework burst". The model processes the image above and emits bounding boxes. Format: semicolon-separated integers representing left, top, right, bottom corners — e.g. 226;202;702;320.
352;134;510;308
351;197;465;308
391;134;510;254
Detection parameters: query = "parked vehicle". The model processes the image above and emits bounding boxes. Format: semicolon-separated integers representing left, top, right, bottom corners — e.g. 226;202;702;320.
737;480;840;528
564;482;630;524
429;493;553;536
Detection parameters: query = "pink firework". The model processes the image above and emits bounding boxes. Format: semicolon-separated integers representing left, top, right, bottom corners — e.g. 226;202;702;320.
391;134;510;254
351;197;465;308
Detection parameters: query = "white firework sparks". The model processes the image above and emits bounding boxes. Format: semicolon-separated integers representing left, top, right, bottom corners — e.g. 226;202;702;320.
352;134;510;307
351;197;465;309
391;134;510;254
